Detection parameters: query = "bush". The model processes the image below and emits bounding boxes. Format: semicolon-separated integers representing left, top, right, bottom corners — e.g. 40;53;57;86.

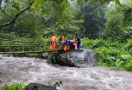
125;59;132;71
82;38;132;70
0;83;26;90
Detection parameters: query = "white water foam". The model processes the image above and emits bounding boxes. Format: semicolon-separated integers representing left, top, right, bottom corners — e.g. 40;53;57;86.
0;55;132;90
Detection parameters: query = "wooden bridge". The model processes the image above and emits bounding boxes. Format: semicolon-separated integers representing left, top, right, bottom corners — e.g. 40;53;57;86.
0;49;61;54
0;39;62;55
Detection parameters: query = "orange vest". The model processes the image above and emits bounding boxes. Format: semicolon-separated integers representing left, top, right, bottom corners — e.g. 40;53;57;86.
50;36;57;43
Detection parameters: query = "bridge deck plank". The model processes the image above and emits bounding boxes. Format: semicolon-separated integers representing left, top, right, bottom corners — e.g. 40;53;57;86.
0;49;61;54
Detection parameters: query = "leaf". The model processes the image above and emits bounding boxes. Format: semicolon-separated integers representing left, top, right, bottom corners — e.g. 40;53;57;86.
31;0;45;9
114;0;121;6
115;59;124;68
76;0;86;5
121;54;131;60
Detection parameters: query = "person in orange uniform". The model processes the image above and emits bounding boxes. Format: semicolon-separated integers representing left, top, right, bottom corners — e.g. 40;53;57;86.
60;34;65;49
50;34;58;50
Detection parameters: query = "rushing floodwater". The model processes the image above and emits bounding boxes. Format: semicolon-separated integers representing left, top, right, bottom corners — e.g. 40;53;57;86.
0;55;132;90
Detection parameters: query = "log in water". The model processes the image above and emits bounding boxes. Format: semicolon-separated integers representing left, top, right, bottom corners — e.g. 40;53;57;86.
0;55;132;90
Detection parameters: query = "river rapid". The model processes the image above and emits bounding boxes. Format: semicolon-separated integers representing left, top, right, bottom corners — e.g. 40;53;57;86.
0;55;132;90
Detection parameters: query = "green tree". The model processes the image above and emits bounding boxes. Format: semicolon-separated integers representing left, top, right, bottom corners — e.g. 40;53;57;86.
77;2;106;38
102;2;132;40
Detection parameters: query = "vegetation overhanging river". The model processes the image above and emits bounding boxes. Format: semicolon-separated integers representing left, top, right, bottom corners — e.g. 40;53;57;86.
0;55;132;90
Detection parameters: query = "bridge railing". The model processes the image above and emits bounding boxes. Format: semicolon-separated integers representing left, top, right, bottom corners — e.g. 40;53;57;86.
0;39;61;52
0;39;50;52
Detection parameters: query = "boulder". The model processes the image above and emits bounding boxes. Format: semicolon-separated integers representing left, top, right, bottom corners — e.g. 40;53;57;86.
24;83;56;90
56;49;96;68
24;81;62;90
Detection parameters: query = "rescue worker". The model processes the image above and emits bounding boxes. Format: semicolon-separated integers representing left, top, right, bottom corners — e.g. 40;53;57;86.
50;34;58;50
76;35;81;49
59;34;65;49
70;36;76;49
64;38;70;52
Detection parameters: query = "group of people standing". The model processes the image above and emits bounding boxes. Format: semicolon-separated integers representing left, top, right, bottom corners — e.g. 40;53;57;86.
49;34;81;51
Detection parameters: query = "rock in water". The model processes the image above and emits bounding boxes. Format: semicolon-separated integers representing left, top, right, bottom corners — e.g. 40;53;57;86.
56;49;96;67
24;83;57;90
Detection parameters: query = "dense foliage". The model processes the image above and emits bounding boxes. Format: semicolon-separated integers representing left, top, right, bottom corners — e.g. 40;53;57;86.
0;0;132;71
77;2;106;39
82;38;132;71
101;6;132;40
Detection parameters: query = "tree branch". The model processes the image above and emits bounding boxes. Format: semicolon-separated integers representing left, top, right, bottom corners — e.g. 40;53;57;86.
0;0;2;7
0;0;34;29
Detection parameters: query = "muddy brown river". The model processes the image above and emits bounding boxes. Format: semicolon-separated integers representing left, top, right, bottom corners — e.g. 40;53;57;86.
0;55;132;90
